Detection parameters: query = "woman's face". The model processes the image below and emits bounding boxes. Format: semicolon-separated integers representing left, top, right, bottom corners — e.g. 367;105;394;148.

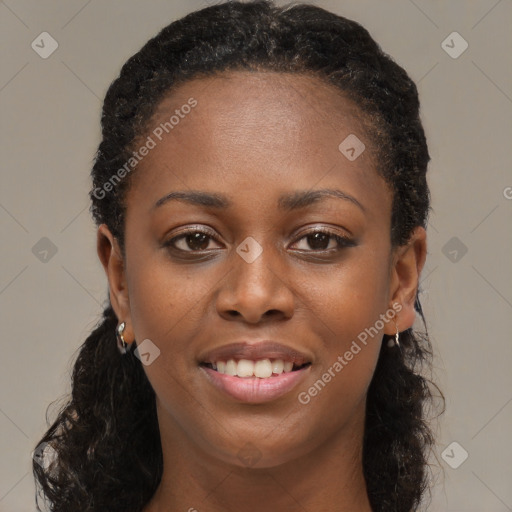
100;71;423;468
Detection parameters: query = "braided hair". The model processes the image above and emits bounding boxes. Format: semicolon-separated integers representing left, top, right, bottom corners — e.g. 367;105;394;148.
33;2;441;511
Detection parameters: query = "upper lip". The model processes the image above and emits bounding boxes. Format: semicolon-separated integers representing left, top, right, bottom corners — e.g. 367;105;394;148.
199;340;311;366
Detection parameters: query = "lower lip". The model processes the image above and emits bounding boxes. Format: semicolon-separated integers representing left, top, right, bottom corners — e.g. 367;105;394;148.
200;365;311;404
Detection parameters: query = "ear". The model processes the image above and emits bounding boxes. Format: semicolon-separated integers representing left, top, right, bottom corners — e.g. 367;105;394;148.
384;226;427;335
97;224;134;346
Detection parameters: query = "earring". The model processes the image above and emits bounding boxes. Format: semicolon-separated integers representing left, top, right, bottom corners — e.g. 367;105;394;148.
116;322;128;355
387;320;400;348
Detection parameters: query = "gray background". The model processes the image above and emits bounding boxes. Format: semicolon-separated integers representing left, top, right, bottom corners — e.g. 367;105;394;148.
1;0;511;510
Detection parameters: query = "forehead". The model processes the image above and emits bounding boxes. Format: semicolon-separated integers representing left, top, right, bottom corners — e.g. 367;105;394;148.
127;70;390;220
148;70;374;162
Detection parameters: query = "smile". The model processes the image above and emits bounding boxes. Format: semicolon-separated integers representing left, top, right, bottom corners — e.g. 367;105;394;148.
200;359;312;404
201;358;311;378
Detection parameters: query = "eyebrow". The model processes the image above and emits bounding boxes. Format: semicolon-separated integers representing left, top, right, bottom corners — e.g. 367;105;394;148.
153;188;366;213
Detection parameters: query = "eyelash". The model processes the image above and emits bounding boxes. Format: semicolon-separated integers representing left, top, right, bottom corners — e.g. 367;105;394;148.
163;227;355;255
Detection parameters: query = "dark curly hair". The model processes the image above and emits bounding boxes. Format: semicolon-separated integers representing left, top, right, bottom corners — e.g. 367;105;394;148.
33;1;442;511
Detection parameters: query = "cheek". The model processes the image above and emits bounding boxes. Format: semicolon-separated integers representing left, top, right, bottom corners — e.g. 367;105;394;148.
126;252;208;345
296;254;390;409
125;251;225;402
305;249;391;339
124;257;209;419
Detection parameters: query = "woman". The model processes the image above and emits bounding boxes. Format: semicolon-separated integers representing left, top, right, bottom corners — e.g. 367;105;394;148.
33;1;441;511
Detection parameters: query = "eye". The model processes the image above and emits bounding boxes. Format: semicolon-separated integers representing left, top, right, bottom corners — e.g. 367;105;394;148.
164;227;222;253
164;226;355;255
291;228;355;252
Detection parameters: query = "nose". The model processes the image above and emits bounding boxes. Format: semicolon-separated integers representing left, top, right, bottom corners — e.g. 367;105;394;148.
215;242;295;324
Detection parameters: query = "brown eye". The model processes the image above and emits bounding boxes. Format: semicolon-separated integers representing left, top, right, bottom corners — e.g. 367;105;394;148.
164;227;355;256
292;229;355;252
164;229;221;253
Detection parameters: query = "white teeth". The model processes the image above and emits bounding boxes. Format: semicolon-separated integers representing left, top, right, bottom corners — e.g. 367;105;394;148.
272;359;284;374
237;359;255;378
225;359;237;376
208;358;298;378
254;359;273;378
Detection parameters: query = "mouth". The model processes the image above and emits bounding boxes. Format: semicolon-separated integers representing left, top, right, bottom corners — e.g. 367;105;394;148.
198;341;313;403
200;359;311;378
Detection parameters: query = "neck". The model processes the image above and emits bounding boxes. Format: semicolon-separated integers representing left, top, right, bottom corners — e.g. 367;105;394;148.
143;405;372;512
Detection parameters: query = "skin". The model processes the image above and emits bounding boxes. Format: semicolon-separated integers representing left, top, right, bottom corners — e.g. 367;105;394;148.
97;71;426;512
